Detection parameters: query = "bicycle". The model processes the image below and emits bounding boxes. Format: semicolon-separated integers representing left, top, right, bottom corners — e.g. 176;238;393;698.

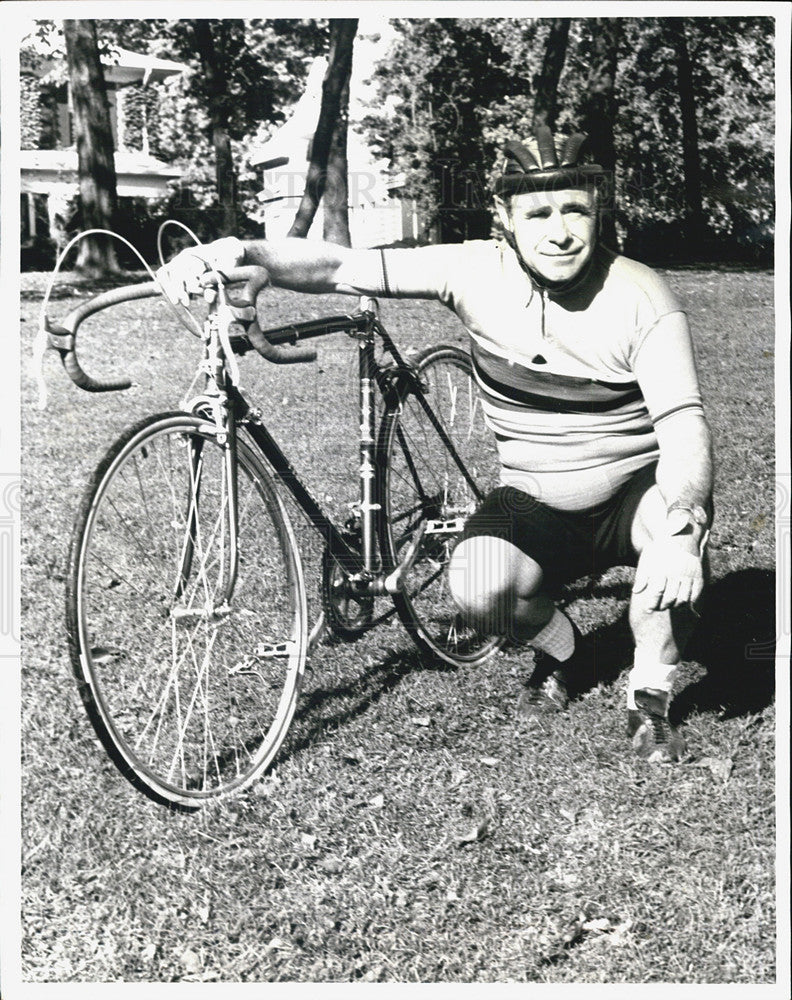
43;262;502;810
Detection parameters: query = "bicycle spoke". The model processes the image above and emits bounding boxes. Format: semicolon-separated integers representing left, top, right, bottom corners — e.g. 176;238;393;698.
381;348;502;666
69;415;307;807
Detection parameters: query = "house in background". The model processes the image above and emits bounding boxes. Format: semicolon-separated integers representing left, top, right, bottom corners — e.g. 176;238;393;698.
20;46;188;251
249;57;420;248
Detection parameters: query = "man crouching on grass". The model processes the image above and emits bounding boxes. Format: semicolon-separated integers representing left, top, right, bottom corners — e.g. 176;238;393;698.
159;124;714;764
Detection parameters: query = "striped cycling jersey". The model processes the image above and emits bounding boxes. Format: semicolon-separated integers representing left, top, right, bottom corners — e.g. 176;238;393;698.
338;239;704;511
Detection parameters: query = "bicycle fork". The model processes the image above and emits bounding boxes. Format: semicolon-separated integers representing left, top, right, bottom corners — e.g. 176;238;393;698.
171;394;241;620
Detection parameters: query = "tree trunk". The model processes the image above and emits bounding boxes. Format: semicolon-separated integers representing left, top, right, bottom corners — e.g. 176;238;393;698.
667;18;705;250
192;20;237;237
532;19;571;131
581;18;621;249
323;74;352;247
63;19;119;275
288;19;357;239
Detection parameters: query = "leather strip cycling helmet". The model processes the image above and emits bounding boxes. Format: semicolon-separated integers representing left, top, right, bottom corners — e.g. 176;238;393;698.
494;124;604;196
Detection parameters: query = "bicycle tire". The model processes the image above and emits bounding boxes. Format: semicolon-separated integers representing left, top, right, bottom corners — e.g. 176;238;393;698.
378;345;503;666
66;411;307;809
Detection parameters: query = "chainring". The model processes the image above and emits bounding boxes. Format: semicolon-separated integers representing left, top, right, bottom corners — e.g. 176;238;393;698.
320;545;375;641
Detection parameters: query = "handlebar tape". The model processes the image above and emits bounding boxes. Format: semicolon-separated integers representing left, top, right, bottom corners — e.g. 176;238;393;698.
47;282;161;392
51;263;317;393
203;266;317;365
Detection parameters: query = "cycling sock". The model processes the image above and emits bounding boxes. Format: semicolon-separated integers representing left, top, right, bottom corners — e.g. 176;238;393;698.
530;608;575;662
627;652;679;711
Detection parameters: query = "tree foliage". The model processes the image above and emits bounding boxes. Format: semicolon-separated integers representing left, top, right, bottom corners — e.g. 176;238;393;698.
363;19;518;243
23;16;775;263
27;18;328;242
363;15;775;260
101;18;329;238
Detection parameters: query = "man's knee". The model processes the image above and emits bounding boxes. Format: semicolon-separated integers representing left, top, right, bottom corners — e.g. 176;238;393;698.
448;534;543;623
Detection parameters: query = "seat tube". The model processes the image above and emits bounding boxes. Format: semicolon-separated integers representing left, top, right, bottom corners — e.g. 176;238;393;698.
357;318;379;573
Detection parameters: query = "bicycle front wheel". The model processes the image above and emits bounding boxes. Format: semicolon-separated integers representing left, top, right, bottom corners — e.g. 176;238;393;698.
66;412;307;809
379;345;503;666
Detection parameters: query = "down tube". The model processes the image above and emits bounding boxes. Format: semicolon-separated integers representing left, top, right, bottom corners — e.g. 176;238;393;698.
231;390;363;576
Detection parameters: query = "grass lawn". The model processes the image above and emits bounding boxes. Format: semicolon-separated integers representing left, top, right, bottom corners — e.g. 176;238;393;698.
19;266;777;983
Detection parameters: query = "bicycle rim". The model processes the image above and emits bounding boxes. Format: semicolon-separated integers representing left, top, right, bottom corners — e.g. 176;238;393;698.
379;345;503;666
66;412;307;809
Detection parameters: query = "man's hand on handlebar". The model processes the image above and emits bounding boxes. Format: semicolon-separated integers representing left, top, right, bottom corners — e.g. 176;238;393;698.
156;237;247;307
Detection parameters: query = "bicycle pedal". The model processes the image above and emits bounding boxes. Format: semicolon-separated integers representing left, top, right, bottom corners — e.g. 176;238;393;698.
425;517;466;536
253;640;300;659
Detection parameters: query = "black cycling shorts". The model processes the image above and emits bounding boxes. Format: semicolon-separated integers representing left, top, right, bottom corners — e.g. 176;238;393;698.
457;462;658;591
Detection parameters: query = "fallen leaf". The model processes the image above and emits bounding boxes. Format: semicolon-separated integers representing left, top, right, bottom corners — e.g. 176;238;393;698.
180;949;201;975
301;832;318;850
457;817;490;847
265;936;288;952
607;919;634;947
197;904;210;924
369;793;385;809
560;807;577;824
140;942;157;963
697;756;734;782
320;855;343;874
582;917;612;933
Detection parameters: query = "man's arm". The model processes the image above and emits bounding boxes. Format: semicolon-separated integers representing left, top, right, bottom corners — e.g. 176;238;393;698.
654;412;714;546
157;236;454;303
631;312;714;610
633;311;714;537
242;238;387;295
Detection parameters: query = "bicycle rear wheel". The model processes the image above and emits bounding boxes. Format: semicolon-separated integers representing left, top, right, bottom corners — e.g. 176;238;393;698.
378;345;503;666
66;412;307;809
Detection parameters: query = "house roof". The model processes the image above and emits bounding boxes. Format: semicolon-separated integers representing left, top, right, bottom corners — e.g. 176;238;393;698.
249;58;325;168
20;148;182;199
21;41;188;86
249;57;402;203
104;47;189;86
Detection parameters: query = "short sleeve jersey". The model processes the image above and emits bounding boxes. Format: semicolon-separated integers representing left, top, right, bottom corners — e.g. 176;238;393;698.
345;240;703;511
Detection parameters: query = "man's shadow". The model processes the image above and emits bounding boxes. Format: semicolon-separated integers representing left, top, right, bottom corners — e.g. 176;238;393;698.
276;568;774;767
567;567;776;721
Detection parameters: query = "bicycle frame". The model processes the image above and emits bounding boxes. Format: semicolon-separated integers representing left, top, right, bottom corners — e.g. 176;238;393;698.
207;297;485;602
48;276;486;607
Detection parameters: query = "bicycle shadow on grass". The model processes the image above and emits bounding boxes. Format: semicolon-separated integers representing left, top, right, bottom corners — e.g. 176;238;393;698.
277;568;775;766
565;567;776;722
278;640;458;763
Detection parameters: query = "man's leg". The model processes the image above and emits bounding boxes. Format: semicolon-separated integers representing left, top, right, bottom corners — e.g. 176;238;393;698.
447;534;579;714
628;484;707;760
447;534;553;642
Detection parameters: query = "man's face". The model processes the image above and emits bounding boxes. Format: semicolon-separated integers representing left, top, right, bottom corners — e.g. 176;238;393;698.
497;186;598;285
